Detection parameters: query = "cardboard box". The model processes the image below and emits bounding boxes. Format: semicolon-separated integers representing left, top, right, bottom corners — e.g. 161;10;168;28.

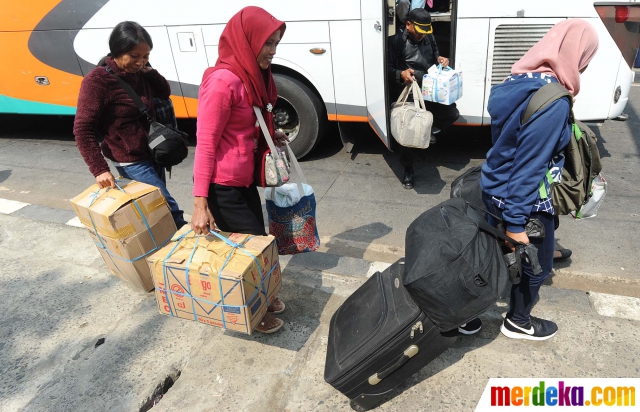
148;226;282;335
422;64;463;105
71;180;177;292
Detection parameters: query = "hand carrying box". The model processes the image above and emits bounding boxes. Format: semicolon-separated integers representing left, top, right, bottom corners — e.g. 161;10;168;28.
147;226;282;335
71;179;176;292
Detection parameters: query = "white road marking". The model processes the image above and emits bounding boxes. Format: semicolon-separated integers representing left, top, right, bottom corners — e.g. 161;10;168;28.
366;261;393;278
589;291;640;322
65;216;85;228
0;198;29;214
320;236;405;256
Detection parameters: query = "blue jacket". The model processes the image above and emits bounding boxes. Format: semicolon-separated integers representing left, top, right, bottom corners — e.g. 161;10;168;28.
481;75;572;233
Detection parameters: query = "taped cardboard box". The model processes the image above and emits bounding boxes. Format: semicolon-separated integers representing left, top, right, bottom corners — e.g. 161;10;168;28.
148;226;282;335
71;179;177;292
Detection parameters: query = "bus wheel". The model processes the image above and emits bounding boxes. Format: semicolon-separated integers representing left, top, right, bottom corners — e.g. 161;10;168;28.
273;74;326;159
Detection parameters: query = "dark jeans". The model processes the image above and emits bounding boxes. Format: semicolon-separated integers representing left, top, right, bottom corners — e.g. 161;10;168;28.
115;159;187;229
207;183;266;236
483;194;555;324
399;101;460;169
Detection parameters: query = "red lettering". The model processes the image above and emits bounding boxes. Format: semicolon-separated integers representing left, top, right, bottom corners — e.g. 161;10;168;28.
162;296;168;303
177;302;186;309
163;305;170;312
201;280;212;291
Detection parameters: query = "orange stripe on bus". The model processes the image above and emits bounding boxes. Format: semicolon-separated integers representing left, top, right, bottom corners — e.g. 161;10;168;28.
0;1;84;107
183;97;199;118
328;114;368;122
0;0;61;31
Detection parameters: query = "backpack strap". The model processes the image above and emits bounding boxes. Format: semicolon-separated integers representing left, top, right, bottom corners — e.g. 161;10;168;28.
521;82;572;125
105;66;154;123
521;82;574;200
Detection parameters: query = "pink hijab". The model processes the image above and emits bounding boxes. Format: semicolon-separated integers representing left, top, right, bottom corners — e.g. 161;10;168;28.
511;19;599;96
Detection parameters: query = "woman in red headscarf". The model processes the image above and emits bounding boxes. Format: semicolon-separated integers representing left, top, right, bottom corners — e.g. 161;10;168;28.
191;7;287;333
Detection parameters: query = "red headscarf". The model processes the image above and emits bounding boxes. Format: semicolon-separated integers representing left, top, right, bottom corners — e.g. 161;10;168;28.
203;7;285;133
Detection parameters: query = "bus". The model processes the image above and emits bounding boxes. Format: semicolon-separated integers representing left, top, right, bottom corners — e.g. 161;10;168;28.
1;0;638;158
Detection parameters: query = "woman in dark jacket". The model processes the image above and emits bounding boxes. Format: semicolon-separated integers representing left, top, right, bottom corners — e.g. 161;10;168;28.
481;19;599;341
74;21;186;229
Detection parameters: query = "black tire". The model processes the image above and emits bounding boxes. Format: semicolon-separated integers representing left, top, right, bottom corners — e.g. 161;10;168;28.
273;73;326;159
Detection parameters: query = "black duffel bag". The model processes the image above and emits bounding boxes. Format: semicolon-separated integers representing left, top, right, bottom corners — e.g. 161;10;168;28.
450;165;484;212
108;68;188;171
403;197;536;332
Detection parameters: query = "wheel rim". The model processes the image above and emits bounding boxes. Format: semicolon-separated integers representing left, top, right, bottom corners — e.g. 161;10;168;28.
274;96;300;143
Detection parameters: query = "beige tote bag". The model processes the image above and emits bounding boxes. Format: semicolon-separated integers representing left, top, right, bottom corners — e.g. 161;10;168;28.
390;80;433;149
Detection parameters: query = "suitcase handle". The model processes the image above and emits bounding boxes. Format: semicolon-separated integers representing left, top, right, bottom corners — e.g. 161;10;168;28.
368;345;419;385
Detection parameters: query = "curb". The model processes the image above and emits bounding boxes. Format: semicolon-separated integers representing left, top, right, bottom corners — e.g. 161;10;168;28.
4;198;640;325
4;197;640;298
0;197;393;280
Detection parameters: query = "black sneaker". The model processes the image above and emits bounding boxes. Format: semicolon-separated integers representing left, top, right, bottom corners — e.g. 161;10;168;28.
458;318;482;335
402;168;414;190
429;134;437;145
501;316;558;341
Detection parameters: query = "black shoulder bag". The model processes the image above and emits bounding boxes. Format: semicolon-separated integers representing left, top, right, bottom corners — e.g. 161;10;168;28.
106;67;188;174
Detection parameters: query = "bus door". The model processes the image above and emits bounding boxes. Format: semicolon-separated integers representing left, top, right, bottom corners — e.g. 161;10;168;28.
166;25;211;118
361;0;391;147
72;25;188;117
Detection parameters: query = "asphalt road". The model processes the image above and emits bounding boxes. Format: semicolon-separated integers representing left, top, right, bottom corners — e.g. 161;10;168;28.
1;88;639;283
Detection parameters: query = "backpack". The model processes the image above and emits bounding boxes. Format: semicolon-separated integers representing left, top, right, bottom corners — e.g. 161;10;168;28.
522;82;603;216
403;197;537;331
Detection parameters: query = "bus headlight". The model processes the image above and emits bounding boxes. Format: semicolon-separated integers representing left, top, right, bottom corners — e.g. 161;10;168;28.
614;86;622;104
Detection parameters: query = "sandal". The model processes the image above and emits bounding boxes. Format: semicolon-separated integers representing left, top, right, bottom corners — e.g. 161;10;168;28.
256;315;284;334
267;298;286;315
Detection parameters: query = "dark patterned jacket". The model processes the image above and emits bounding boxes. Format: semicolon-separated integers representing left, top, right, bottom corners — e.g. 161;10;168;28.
73;57;171;176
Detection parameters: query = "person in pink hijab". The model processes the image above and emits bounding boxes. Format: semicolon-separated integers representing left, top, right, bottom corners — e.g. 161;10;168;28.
513;18;599;264
511;19;599;96
480;19;599;341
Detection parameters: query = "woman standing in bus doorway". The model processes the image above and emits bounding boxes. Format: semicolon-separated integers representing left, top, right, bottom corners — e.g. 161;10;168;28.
481;19;599;341
74;21;187;229
191;7;288;334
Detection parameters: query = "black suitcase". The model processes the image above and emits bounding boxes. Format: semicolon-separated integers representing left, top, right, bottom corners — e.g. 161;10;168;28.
324;259;457;411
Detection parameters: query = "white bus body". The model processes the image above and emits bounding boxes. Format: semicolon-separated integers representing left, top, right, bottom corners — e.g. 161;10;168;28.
3;0;638;156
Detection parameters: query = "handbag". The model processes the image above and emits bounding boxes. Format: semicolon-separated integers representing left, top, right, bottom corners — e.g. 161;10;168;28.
265;144;320;255
107;68;189;172
572;173;607;219
253;106;290;187
390;79;433;149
